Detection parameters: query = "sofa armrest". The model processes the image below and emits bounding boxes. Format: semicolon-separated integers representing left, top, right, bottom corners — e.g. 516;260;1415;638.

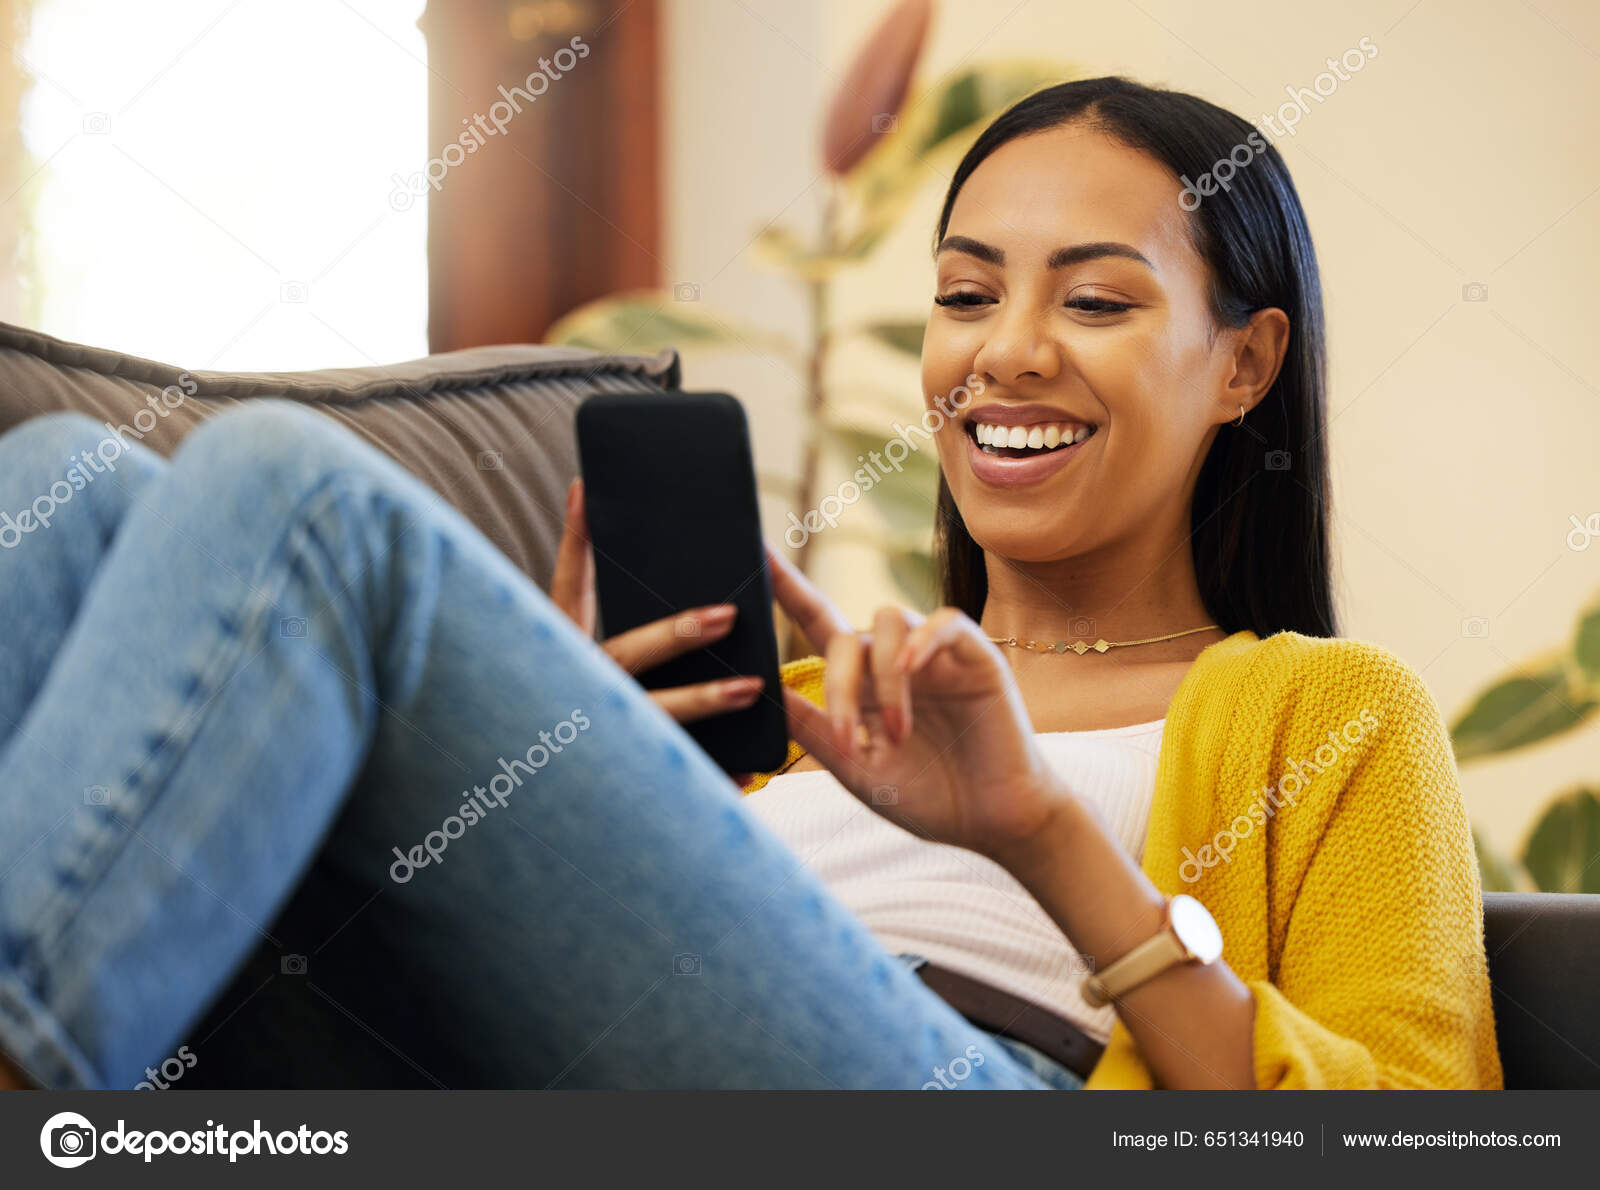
1482;891;1600;1088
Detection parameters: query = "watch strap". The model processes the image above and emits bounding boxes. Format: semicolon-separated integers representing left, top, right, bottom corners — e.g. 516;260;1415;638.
1081;912;1189;1008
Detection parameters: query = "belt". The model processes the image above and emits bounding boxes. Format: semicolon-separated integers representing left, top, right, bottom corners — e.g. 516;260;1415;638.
912;959;1106;1081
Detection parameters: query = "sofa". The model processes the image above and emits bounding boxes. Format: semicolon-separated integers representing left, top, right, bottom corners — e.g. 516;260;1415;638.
1;320;1596;1088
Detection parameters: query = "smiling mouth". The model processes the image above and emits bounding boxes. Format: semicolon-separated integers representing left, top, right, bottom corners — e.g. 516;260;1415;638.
965;421;1099;459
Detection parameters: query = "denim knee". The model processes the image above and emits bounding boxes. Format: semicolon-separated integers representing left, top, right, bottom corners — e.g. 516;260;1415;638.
0;412;158;551
0;410;121;477
170;400;411;513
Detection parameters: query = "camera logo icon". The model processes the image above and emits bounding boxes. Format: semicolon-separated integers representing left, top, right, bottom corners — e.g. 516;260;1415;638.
1567;512;1600;552
673;282;700;302
872;113;898;133
871;785;899;806
672;952;701;975
83;785;110;805
1069;616;1096;638
82;112;110;135
476;451;504;471
280;617;307;638
1461;616;1490;638
1461;282;1489;303
281;953;309;975
674;615;702;637
41;1111;97;1168
1265;450;1292;471
279;281;309;304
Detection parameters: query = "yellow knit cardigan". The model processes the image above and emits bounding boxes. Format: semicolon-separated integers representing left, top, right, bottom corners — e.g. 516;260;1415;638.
741;629;1504;1090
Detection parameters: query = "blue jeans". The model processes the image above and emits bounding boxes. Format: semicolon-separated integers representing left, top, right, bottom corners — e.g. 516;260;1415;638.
0;404;1083;1091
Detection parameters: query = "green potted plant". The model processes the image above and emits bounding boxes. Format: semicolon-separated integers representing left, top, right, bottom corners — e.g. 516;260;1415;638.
1451;588;1600;892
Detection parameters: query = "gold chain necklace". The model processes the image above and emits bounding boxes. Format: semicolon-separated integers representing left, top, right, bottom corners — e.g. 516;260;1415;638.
986;623;1220;656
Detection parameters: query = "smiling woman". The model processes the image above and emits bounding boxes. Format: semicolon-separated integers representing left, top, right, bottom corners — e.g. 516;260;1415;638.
0;75;1500;1096
745;76;1500;1092
925;79;1327;644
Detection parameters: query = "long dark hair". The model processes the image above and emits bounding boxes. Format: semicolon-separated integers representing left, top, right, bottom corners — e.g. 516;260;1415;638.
932;76;1337;639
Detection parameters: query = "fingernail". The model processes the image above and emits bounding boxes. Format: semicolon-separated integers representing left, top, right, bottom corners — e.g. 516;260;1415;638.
700;604;737;625
723;676;763;701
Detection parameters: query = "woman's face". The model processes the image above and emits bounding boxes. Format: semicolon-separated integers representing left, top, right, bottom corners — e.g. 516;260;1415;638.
921;122;1265;565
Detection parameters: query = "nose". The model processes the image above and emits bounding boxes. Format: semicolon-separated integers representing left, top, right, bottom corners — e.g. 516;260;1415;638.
971;305;1061;388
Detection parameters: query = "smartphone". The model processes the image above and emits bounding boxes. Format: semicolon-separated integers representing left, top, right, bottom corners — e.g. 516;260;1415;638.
575;391;788;774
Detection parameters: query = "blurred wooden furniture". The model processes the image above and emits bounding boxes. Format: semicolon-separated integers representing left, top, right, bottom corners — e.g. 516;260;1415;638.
420;0;661;350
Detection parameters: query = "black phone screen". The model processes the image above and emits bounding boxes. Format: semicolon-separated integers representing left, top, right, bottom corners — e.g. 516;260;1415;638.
575;390;788;774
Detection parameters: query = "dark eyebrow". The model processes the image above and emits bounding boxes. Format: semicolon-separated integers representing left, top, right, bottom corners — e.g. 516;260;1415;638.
935;235;1005;265
935;235;1154;272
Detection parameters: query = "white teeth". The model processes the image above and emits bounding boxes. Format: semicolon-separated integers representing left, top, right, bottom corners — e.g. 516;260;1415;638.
969;419;1096;452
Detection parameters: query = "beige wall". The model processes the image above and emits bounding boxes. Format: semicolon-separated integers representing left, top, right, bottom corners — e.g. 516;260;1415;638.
665;0;1600;859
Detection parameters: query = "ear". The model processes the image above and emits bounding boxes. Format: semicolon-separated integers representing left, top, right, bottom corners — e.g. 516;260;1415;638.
1216;307;1290;424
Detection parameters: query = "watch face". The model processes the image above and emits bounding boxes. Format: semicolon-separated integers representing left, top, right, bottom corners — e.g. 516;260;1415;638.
1170;894;1224;963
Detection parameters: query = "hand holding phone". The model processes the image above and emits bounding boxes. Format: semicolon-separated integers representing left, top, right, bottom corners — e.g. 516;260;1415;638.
566;391;789;776
551;478;768;732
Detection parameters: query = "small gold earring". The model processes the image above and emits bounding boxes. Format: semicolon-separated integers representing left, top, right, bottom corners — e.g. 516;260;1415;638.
1233;405;1245;427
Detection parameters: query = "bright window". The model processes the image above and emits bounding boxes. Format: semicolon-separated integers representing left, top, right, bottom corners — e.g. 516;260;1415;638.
17;0;428;371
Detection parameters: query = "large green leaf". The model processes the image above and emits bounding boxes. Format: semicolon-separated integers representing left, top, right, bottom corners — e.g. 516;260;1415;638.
887;546;938;612
753;62;1073;279
819;421;942;538
862;319;925;357
545;291;792;356
1573;591;1600;681
751;222;892;282
1450;648;1600;762
843;60;1072;244
1521;788;1600;893
1473;829;1523;893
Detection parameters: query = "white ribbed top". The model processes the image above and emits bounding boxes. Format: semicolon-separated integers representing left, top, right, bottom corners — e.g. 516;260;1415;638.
743;718;1166;1043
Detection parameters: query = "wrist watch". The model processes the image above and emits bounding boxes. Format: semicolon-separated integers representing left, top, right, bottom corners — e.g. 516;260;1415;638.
1081;894;1224;1008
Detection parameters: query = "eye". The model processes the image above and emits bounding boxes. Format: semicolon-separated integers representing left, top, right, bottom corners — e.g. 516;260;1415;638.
1066;290;1132;316
933;291;994;308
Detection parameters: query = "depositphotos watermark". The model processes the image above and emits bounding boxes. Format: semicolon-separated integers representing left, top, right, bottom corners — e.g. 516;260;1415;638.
40;1111;348;1168
389;35;591;210
784;373;986;549
389;708;591;883
922;1044;988;1090
133;1044;197;1090
1567;512;1600;551
106;372;198;445
0;374;197;550
1179;706;1380;883
1179;35;1378;211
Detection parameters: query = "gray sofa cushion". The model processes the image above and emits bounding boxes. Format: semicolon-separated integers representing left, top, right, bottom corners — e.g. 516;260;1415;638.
1483;892;1600;1088
0;320;680;589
